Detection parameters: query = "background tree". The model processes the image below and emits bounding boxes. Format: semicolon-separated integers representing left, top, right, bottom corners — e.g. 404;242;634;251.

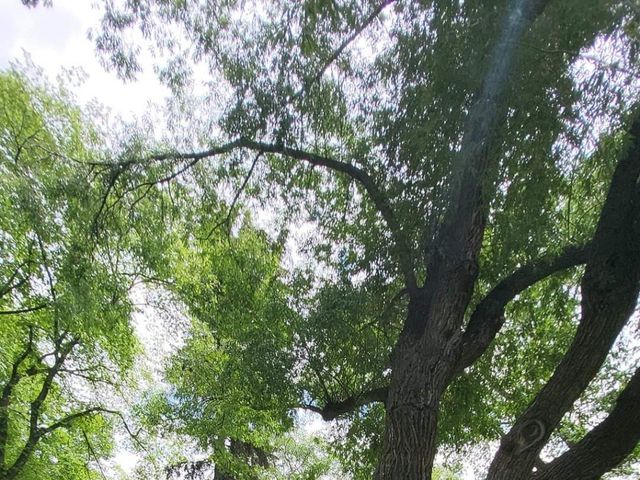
20;0;640;478
0;68;153;480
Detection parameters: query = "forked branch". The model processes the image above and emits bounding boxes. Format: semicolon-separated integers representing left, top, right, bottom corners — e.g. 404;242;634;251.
135;138;417;290
533;367;640;480
301;386;388;421
456;243;591;372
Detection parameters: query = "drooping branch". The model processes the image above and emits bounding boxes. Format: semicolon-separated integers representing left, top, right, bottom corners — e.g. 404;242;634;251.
0;254;34;300
39;407;140;445
301;386;388;421
455;243;591;373
238;139;417;290
141;138;418;291
82;429;108;480
533;367;640;480
486;111;640;480
204;151;263;239
0;304;49;315
39;408;104;437
91;163;130;235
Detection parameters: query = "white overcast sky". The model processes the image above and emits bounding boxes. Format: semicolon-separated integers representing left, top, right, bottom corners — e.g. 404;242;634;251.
0;0;167;120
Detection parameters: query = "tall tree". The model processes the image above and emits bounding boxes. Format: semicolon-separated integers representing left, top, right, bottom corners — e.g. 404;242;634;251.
26;0;640;478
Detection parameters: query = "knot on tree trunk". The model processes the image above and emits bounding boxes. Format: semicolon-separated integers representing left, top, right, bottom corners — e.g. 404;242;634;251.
515;419;546;455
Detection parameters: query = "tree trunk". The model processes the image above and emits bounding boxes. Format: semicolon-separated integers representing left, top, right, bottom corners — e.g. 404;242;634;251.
374;342;444;480
374;295;461;480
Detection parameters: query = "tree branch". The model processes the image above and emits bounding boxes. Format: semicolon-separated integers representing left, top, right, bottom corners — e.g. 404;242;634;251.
39;408;103;437
533;367;640;480
91;163;130;235
0;252;35;300
3;337;77;480
0;304;49;315
239;139;417;291
414;0;553;336
455;243;591;372
144;138;418;291
301;386;388;421
97;136;418;289
204;151;263;239
0;327;34;469
291;0;396;103
487;110;640;480
82;430;108;480
4;403;140;480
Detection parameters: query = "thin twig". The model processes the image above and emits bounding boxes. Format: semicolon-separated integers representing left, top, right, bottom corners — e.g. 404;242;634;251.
290;0;396;103
204;151;263;239
82;430;108;480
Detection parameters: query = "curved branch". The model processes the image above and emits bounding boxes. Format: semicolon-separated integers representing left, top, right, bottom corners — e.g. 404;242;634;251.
533;367;640;480
301;386;388;421
456;243;591;372
0;253;35;300
241;139;417;290
4;405;140;480
145;138;418;291
39;408;104;436
0;304;49;316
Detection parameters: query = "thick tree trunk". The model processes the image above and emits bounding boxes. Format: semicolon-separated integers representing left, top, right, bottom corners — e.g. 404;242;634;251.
374;294;462;480
374;1;552;477
374;339;447;480
486;110;640;480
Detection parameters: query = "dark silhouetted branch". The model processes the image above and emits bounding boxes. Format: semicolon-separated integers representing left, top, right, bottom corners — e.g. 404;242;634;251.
533;367;640;480
456;243;590;372
487;110;640;480
301;386;388;421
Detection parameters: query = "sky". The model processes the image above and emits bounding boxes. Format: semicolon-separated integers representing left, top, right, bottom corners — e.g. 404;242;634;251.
0;0;168;121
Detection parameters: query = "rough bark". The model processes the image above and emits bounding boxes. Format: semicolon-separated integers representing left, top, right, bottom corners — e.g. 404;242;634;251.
533;367;640;480
374;326;451;480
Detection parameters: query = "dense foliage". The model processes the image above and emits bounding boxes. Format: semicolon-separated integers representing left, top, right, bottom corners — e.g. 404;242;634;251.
10;0;640;478
0;69;138;479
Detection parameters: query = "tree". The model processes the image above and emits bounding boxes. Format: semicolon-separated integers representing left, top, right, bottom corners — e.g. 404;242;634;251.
26;0;640;478
0;68;148;480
